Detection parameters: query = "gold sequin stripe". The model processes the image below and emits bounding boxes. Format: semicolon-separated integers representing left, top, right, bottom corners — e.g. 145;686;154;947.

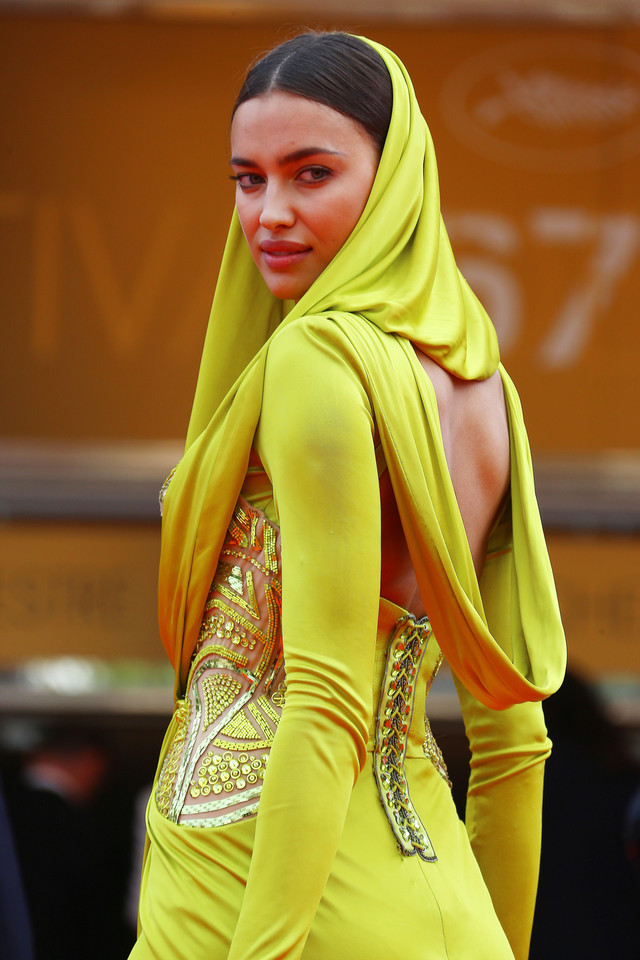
163;498;284;825
182;802;261;829
168;638;271;818
213;737;273;751
257;694;281;727
206;583;281;678
155;697;191;816
373;616;437;862
176;697;280;821
222;547;280;581
423;719;452;788
210;574;260;620
228;505;259;550
227;502;279;575
425;650;444;696
192;643;249;669
262;521;278;573
169;689;253;821
181;785;263;816
247;701;278;741
168;656;255;822
422;650;451;787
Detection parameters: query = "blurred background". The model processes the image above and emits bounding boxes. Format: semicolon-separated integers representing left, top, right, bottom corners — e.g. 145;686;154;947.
0;1;639;957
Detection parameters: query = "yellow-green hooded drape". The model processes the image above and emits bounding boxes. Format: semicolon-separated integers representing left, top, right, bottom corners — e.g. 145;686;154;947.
158;37;565;708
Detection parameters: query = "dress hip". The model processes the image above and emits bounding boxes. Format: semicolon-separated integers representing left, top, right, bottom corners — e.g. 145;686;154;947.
131;602;513;960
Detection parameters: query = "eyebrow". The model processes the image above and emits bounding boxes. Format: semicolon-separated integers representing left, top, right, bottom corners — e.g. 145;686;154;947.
230;147;345;167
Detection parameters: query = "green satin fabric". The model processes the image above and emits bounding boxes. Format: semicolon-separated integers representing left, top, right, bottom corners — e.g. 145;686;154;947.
158;38;564;705
146;36;566;960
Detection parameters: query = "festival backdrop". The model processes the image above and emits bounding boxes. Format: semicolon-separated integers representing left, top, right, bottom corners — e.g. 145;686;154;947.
1;15;639;678
1;16;639;451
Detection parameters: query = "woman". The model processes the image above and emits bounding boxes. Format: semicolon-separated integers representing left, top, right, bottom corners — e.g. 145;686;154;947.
130;32;565;960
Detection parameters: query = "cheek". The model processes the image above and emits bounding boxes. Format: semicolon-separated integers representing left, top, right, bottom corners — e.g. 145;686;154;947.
320;202;364;254
235;197;258;246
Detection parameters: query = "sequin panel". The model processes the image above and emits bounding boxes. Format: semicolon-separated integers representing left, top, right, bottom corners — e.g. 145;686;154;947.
202;674;242;729
155;697;191;816
373;615;437;862
156;495;286;829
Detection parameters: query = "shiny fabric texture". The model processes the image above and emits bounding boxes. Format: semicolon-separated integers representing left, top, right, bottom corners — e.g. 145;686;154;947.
142;34;566;960
134;602;528;960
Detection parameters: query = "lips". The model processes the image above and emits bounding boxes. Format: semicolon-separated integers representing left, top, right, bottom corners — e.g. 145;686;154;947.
259;239;312;269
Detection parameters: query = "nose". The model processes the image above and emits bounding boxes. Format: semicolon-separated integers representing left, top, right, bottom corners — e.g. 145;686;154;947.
259;183;295;230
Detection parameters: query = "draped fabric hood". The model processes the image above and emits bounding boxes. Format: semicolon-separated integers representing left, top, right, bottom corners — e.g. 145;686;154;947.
185;38;499;448
159;37;565;706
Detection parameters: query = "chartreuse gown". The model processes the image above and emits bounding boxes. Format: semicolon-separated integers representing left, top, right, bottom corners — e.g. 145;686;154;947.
129;37;566;960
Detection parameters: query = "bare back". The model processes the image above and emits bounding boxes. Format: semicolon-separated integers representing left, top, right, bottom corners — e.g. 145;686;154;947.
379;348;510;617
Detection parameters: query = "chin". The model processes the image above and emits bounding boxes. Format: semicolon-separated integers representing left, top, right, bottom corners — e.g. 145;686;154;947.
262;273;309;303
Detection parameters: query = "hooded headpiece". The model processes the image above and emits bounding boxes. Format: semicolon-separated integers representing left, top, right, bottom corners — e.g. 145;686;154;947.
159;38;565;706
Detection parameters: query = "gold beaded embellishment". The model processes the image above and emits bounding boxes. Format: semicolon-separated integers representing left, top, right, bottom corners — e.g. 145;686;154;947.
373;615;437;862
202;674;242;729
155;697;191;815
158;465;178;516
421;650;451;787
158;496;286;828
423;719;452;788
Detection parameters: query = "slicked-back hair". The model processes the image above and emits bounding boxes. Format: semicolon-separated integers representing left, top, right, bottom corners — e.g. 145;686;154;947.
233;32;393;156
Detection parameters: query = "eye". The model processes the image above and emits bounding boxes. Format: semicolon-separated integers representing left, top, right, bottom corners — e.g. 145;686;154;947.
229;172;264;190
297;166;332;184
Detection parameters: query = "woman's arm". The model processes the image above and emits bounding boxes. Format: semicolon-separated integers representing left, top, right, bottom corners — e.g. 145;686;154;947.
227;318;381;960
453;674;551;960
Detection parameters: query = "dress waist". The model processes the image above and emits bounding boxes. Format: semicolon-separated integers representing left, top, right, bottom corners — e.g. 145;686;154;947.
154;497;451;856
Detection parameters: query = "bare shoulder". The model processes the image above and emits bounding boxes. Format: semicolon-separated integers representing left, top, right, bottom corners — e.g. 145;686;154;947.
413;346;510;573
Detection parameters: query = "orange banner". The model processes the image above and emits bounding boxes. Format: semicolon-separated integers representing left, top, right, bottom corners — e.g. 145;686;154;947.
1;18;639;452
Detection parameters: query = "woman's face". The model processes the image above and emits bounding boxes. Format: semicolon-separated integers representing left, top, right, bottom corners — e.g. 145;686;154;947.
230;91;379;301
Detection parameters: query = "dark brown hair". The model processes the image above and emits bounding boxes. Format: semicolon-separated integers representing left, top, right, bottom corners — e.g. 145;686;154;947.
233;32;393;155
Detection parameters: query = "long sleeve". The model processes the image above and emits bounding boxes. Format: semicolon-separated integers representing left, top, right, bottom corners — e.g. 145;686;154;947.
227;318;382;960
453;673;551;960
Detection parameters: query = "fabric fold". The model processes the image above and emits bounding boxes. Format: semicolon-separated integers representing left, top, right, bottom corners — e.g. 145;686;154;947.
158;35;565;707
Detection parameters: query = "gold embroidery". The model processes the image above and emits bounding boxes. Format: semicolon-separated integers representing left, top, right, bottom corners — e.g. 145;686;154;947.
271;680;287;708
202;674;242;729
222;548;274;579
184;785;263;813
220;709;259;741
263;521;278;573
181;802;261;828
211;569;260;619
158;496;285;828
155;697;190;815
228;507;250;548
248;701;276;742
190;643;249;669
228;503;261;551
217;562;244;595
257;695;281;728
213;737;273;751
423;719;452;788
373;615;437;862
425;651;444;695
158;465;178;516
207;599;264;643
199;609;257;651
186;752;269;802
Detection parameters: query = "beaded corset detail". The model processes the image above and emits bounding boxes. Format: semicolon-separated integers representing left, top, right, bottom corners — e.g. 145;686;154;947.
155;496;285;827
373;615;438;861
